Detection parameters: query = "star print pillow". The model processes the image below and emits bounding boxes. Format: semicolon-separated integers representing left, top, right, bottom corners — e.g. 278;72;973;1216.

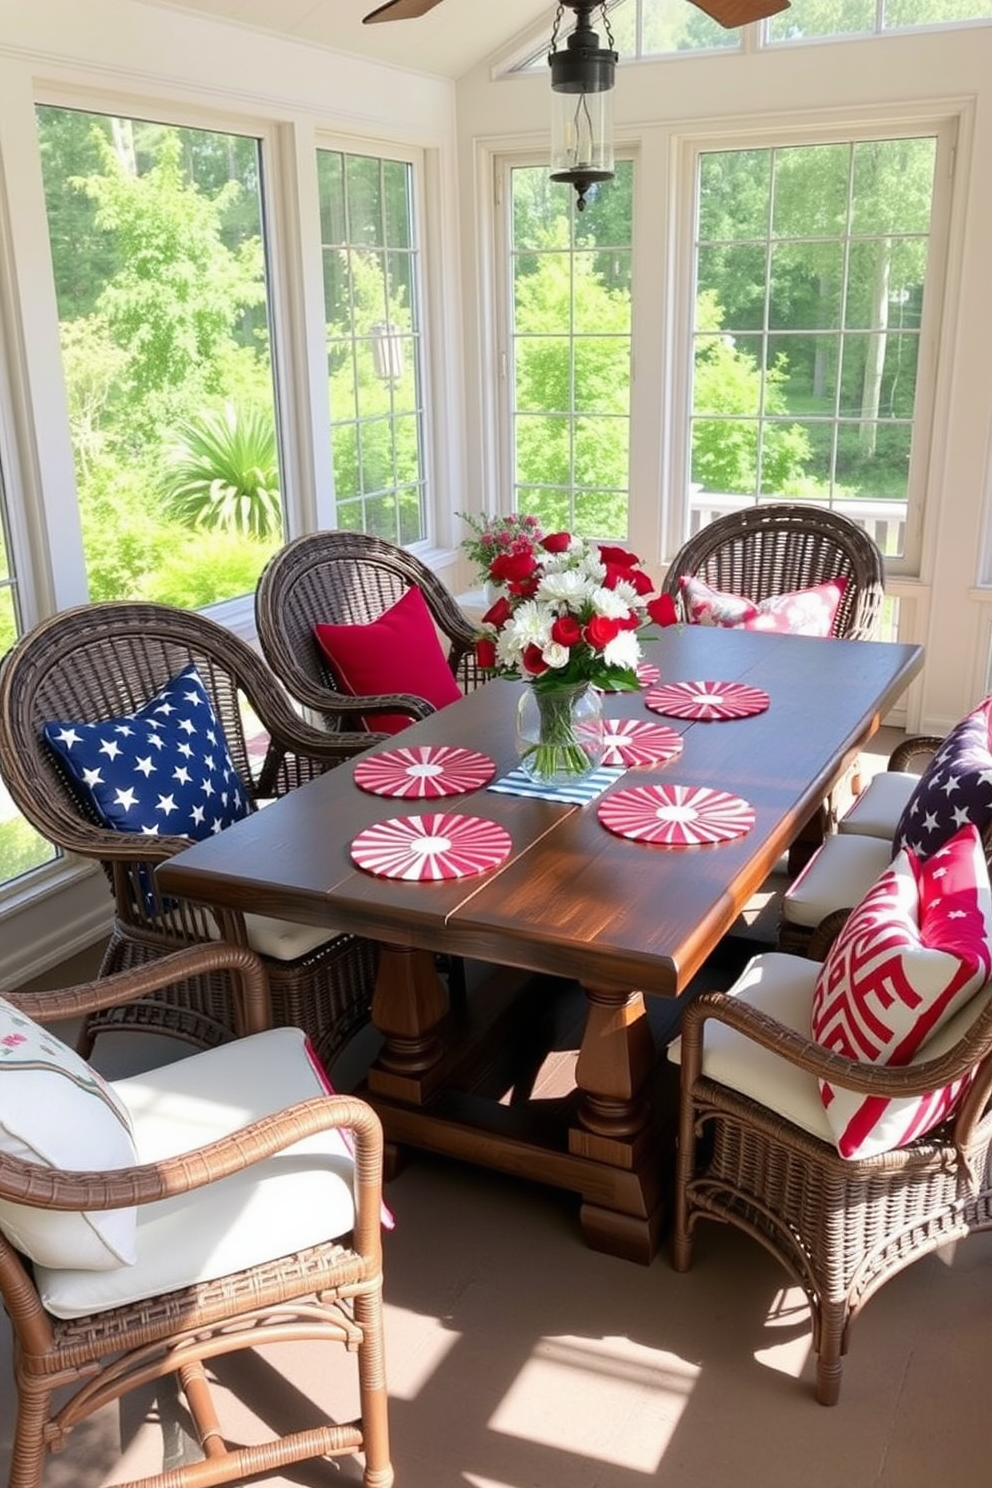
811;822;992;1159
892;695;992;861
43;665;250;844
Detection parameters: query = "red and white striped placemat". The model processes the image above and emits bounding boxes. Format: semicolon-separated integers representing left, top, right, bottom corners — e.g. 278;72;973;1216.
353;744;495;799
350;812;511;881
598;783;755;845
601;718;683;768
644;680;770;721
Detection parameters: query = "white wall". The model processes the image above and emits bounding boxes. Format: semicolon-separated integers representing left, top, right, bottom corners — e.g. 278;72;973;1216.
456;27;992;739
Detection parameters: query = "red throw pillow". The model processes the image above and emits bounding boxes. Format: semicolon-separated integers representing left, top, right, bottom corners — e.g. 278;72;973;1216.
314;586;462;735
810;822;992;1159
679;574;847;637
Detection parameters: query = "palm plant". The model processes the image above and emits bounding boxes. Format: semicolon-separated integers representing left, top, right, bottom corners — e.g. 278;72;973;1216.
161;401;282;539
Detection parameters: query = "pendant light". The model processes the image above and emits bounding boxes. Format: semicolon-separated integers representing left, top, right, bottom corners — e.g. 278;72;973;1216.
547;2;618;212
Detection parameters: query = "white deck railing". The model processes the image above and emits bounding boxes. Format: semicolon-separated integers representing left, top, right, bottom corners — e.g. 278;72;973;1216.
687;492;907;560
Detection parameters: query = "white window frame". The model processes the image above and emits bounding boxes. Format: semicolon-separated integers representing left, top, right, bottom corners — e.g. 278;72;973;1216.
312;132;442;556
667;108;961;577
492;146;640;543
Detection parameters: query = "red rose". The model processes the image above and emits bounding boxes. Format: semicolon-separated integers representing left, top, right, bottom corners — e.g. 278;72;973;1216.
482;596;512;629
491;551;537;583
540;531;572;553
522;643;549;675
584;615;621;650
617;609;641;631
628;568;655;595
598;543;640;568
475;637;497;669
647;593;679;627
551;614;582;647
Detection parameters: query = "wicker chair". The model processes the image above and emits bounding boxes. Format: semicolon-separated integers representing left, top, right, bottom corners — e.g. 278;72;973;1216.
254;530;485;737
662;502;886;641
671;931;992;1406
0;942;392;1488
0;601;377;1068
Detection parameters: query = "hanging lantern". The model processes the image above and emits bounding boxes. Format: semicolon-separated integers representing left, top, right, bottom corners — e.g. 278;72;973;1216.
548;2;618;212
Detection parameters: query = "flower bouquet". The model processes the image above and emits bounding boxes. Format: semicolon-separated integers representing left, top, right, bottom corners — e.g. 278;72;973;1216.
457;510;546;590
473;529;678;784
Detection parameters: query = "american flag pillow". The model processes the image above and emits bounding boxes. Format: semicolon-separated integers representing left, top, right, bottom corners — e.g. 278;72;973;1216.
892;695;992;861
811;822;992;1160
44;664;250;844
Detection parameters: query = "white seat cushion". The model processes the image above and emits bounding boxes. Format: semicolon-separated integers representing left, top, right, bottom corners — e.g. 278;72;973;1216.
668;951;992;1151
781;833;893;928
36;1027;357;1319
669;954;836;1142
207;908;343;961
837;770;918;839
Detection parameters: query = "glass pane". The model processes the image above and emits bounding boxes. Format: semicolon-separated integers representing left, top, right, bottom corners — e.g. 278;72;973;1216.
383;159;412;248
851;138;936;235
769;241;844;329
766;332;840;413
699;151;770;242
36;106;283;607
510;162;632;536
642;0;739;51
835;420;912;498
694;333;763;417
697;244;767;332
760;419;824;495
515;414;570;486
317;149;346;244
767;0;877;40
516;338;570;414
691;419;759;496
318;146;424;541
772;145;850;238
884;0;992;27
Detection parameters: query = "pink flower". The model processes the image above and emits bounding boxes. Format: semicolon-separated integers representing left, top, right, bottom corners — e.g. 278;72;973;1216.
1;1034;26;1047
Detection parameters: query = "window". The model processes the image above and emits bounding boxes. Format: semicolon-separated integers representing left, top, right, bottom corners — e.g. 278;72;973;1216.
0;455;57;890
767;0;992;43
687;130;951;564
35;105;283;609
509;0;738;72
317;146;427;544
503;160;633;539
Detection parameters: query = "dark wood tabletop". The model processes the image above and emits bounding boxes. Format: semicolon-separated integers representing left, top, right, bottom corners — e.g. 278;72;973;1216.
158;624;923;1261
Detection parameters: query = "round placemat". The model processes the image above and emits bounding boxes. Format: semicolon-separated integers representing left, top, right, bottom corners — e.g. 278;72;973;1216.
644;680;770;721
598;783;755;845
350;812;512;881
353;744;495;799
601;718;684;768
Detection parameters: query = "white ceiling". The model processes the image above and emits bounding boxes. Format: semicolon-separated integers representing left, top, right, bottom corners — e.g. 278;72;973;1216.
132;0;556;80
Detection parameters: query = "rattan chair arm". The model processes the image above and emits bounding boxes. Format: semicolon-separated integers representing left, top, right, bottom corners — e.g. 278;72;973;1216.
0;1095;385;1254
886;734;943;772
264;669;436;726
5;943;271;1036
681;985;992;1099
805;908;853;962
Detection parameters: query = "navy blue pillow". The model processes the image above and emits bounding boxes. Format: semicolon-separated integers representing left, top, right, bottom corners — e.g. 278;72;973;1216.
892;696;992;860
44;665;250;843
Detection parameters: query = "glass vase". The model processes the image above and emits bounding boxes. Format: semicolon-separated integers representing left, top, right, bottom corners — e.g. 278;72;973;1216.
515;682;605;787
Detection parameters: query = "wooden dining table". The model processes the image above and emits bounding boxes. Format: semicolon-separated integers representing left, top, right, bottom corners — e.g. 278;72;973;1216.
158;624;923;1263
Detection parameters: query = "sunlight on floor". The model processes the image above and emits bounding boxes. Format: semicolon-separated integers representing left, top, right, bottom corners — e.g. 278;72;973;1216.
487;1333;697;1471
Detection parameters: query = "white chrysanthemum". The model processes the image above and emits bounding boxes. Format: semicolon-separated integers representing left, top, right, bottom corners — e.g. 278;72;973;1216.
602;629;642;670
590;586;632;620
541;641;570;670
611;577;644;613
538;569;596;606
500;598;554;649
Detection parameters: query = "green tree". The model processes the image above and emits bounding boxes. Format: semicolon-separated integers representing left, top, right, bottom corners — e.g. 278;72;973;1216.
161;402;281;539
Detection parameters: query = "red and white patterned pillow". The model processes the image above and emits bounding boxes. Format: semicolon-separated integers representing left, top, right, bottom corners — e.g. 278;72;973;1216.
679;574;847;637
810;822;992;1159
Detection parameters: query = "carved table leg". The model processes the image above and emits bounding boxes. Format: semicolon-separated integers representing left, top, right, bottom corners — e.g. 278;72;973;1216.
367;944;450;1105
568;983;665;1263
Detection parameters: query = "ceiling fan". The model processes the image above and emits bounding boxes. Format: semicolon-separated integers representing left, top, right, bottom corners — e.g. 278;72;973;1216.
364;0;790;28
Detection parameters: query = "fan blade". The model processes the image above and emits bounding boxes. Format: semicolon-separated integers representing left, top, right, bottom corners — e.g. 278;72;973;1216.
364;0;447;23
689;0;790;26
